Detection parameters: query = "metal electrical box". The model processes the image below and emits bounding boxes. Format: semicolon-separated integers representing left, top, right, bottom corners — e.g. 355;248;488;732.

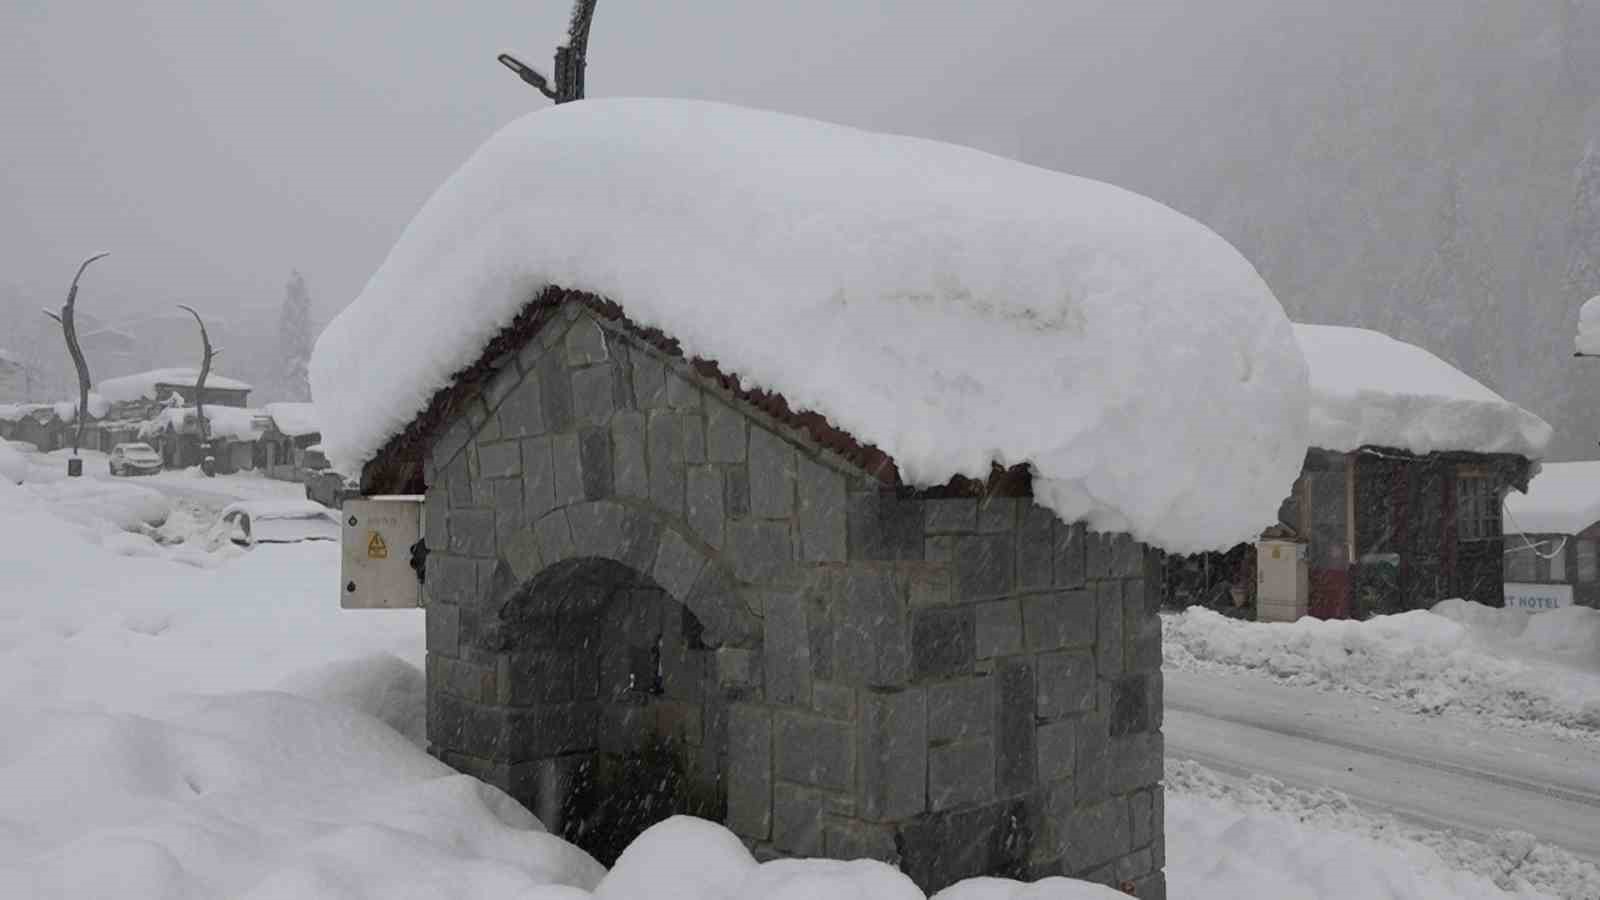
1256;539;1309;623
341;496;424;609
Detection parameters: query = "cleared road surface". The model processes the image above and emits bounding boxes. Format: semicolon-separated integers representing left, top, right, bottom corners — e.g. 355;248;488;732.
1165;667;1600;862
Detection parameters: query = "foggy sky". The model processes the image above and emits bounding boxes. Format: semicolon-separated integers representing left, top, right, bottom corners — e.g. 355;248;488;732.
3;0;1268;324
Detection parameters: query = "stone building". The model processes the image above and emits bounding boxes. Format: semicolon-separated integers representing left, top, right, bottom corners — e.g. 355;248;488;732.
355;290;1167;896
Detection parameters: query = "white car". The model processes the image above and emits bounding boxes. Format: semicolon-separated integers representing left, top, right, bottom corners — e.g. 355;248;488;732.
108;442;163;477
212;500;340;548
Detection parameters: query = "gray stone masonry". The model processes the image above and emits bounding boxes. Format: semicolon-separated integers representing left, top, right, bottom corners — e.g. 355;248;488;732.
417;300;1165;896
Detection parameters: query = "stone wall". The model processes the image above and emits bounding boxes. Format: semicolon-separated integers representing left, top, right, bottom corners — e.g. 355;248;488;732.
417;301;1165;898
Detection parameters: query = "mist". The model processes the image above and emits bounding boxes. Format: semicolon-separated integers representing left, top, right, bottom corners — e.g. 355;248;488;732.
4;0;1599;455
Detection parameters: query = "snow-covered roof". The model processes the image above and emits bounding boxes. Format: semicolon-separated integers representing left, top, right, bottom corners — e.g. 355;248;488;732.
311;98;1309;554
0;403;51;423
1577;295;1600;356
1504;461;1600;535
98;368;252;404
1295;324;1551;459
264;402;319;437
140;406;269;442
53;393;110;422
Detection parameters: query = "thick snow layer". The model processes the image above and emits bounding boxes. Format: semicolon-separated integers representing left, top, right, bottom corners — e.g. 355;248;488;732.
1576;296;1600;356
97;367;252;403
52;392;109;421
265;401;319;437
1295;323;1552;458
1504;461;1600;535
1167;760;1596;900
140;405;267;441
1164;602;1600;733
311;98;1308;555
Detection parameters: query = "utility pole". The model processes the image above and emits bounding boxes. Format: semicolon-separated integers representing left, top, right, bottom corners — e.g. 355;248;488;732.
497;0;598;103
42;252;109;475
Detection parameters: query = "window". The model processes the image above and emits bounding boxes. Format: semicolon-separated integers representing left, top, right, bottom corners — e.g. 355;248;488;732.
1580;541;1597;584
1456;473;1501;541
1506;545;1538;583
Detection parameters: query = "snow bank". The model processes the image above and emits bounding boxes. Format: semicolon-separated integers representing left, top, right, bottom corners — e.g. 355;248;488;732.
1295;324;1552;459
1504;461;1600;535
51;391;108;421
97;367;252;403
1164;603;1600;733
0;439;26;484
1576;295;1600;356
312;98;1309;555
265;401;319;437
1167;760;1597;900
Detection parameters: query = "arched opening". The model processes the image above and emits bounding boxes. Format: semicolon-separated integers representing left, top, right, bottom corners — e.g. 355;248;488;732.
498;556;725;865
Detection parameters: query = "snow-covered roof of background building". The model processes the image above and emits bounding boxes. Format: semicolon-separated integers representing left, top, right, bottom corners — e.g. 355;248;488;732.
1503;461;1600;535
139;406;269;442
53;393;109;422
1577;295;1600;356
98;368;252;404
1295;324;1551;459
311;98;1309;554
265;402;319;437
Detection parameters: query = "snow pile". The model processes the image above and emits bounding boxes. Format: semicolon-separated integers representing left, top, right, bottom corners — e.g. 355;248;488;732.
0;439;27;484
0;402;51;422
139;405;268;441
1164;603;1600;733
312;98;1309;555
51;391;109;421
1295;323;1552;459
1504;461;1600;535
265;401;319;437
1576;295;1600;356
97;367;252;403
1167;760;1597;900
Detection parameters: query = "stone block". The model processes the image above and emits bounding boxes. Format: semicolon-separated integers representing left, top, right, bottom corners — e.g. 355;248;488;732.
449;509;495;558
812;681;855;720
929;738;996;811
617;507;663;574
651;528;707;602
1074;713;1111;805
1095;582;1125;679
1054;521;1087;588
1109;732;1163;795
1126;583;1163;674
433;418;475;470
477;440;521;479
748;427;796;518
681;413;706;463
564;317;609;365
445;455;474;509
726;519;793;585
536;348;573;432
773;783;827;855
1016;504;1055;591
647;412;685;516
977;497;1017;533
666;371;700;409
725;464;750;518
426;554;477;607
925;498;978;534
497;372;545;439
551;433;584;508
578;427;612;500
491;478;524;548
797;456;846;562
716;647;759;691
424;496;448;552
1085;531;1114;580
1065;797;1130;873
570;365;615;424
954;534;1014;600
610;412;647;499
824;821;899;863
858;688;926;820
975;599;1023;659
763;587;811;706
995;657;1036;796
426;603;461;657
774;712;853;791
631;352;668;409
1109;674;1150;737
567;500;623;560
846;492;924;561
1036;719;1075;783
907;564;955;607
532;509;574;566
1130;788;1155;849
483;362;520;412
1036;650;1096;720
500;649;575;705
706;398;747;462
928;677;994;743
912;606;975;680
1022;590;1095;651
832;568;910;687
686;465;725;548
522;436;556;519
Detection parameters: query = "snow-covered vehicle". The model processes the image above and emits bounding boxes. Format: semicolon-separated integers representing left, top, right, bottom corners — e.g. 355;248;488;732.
211;499;340;548
108;442;162;477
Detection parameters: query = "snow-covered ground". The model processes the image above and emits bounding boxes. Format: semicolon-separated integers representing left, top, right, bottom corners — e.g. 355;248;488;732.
1;453;1588;898
1164;602;1600;737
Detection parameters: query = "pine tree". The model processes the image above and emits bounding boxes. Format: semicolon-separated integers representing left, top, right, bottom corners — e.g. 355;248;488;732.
278;270;313;401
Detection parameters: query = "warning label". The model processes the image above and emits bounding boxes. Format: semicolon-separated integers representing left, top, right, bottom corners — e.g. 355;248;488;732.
367;532;389;560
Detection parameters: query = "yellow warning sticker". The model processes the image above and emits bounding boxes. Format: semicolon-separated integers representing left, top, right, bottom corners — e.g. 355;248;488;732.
367;532;389;559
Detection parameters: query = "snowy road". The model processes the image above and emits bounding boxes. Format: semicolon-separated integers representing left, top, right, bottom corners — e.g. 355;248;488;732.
1165;668;1600;862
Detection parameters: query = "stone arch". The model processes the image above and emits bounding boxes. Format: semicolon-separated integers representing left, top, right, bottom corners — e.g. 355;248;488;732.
471;502;758;865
